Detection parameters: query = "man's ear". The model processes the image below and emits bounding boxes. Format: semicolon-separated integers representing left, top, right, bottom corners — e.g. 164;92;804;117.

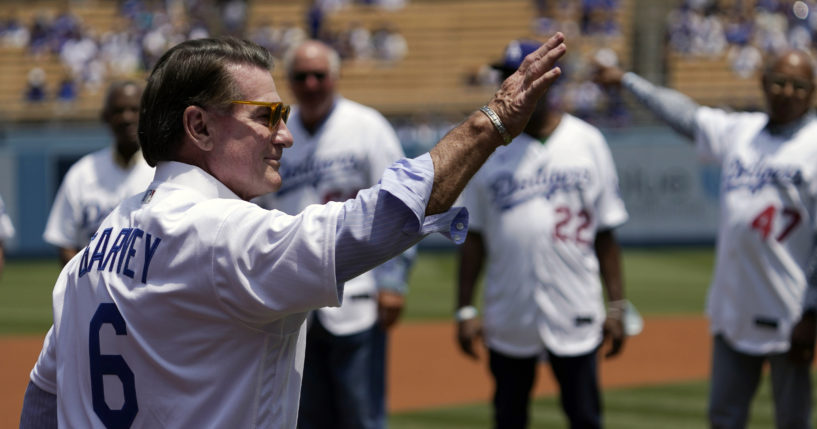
183;105;214;151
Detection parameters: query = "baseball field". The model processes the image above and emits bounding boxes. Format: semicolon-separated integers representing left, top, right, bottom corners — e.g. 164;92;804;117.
0;246;805;427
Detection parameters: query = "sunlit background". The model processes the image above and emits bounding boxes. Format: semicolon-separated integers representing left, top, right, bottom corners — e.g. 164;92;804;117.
0;0;811;256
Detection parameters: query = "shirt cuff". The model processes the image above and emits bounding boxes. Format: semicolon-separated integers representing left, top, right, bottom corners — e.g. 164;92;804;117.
380;153;470;245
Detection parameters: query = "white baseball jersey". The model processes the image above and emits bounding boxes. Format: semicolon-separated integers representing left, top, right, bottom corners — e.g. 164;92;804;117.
43;146;154;250
695;107;817;354
461;114;628;357
0;194;15;243
30;156;466;428
258;97;405;335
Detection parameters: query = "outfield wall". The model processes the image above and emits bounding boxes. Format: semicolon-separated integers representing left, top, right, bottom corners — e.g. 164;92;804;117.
0;124;718;257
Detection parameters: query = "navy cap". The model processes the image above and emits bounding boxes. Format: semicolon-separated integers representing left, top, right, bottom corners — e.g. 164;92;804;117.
492;40;542;74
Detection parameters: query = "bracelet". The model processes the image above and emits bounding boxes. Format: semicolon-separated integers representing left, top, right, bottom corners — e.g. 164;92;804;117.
606;299;627;320
479;105;512;144
455;305;478;321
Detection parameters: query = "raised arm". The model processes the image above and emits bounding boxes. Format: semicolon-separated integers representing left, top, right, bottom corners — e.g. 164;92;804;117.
334;33;566;285
595;66;700;140
426;32;566;215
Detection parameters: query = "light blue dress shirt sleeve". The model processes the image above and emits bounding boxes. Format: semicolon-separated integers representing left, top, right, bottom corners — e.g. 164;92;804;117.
335;153;468;284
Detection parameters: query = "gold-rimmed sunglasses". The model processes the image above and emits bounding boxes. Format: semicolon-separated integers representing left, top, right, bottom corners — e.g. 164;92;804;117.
231;100;291;130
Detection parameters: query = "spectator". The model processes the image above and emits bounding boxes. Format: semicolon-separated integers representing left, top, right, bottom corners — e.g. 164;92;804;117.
24;67;48;103
372;23;407;63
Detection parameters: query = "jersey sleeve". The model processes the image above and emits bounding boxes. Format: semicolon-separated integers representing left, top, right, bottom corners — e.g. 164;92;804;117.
43;172;81;249
591;131;629;230
210;201;344;325
29;326;57;394
694;106;744;164
366;113;406;184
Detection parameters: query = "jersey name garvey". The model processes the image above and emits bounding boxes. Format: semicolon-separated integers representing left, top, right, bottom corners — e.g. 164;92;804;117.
77;227;162;284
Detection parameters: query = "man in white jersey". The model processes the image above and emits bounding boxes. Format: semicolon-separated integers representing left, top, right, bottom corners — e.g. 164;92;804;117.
255;40;415;429
456;40;628;429
596;49;817;428
0;194;15;278
43;80;154;265
19;34;567;428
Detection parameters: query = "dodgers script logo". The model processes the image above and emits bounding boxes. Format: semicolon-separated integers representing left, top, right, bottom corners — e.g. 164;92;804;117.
722;158;803;194
490;166;591;210
276;154;366;196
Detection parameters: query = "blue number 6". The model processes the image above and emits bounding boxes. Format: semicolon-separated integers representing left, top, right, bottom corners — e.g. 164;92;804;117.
89;303;138;428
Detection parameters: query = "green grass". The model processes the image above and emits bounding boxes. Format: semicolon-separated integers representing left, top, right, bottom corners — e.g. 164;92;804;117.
0;259;61;335
403;245;715;321
0;246;716;333
392;376;788;429
2;247;805;427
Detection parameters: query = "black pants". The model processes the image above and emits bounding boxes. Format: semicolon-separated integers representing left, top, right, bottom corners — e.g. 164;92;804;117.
488;348;601;429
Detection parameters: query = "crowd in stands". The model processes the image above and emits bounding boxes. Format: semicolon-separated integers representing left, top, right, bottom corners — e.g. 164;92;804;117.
532;0;622;40
3;0;410;106
250;18;407;64
667;0;817;78
4;0;246;103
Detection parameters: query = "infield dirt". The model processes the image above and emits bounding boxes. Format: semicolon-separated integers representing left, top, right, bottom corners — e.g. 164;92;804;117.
1;315;710;426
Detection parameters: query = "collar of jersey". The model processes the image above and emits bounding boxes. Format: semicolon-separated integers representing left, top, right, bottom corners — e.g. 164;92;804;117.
152;161;242;200
765;111;816;137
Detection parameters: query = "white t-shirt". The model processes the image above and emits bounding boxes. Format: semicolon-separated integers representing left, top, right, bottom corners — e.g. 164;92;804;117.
461;114;628;357
0;195;15;243
259;97;405;335
43;146;154;249
695;107;817;354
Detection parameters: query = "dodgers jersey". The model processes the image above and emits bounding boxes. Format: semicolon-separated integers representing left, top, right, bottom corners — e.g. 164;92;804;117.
0;194;14;243
44;146;154;249
695;107;817;354
461;114;628;357
259;97;406;335
30;156;466;428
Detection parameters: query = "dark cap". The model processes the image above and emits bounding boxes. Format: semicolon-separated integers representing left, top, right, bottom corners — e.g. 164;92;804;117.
492;39;543;75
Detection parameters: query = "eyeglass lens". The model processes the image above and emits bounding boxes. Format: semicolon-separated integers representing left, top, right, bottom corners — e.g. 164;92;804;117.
292;71;327;82
269;103;291;129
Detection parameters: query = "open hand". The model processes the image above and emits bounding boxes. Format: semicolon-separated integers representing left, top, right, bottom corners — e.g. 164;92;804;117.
592;62;625;89
487;32;566;142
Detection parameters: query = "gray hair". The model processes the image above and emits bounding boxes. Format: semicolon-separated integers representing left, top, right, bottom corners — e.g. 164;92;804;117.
282;40;341;79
